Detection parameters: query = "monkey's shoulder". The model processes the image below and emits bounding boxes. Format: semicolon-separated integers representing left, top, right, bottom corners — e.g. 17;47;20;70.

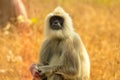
72;33;81;48
42;33;81;48
66;32;80;44
72;33;81;41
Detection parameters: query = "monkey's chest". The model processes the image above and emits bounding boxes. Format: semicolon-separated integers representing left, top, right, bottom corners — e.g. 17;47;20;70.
48;41;63;65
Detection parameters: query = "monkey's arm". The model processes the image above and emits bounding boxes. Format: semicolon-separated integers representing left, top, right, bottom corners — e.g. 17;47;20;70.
39;40;52;65
30;39;51;80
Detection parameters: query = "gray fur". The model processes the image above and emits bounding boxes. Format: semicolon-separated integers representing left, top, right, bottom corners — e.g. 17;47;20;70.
38;7;90;80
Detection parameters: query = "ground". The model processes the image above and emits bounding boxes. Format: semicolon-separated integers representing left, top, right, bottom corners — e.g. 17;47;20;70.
0;0;120;80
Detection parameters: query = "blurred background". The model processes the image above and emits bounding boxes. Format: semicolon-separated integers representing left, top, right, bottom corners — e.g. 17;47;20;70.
0;0;120;80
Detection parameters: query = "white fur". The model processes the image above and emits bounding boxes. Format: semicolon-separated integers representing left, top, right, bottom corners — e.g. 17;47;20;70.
44;7;90;80
44;7;74;39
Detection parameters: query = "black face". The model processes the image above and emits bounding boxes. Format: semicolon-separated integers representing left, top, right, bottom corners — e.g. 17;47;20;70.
49;16;64;30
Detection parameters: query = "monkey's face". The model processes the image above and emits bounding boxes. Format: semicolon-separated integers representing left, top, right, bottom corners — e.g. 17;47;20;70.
45;7;74;38
49;16;64;30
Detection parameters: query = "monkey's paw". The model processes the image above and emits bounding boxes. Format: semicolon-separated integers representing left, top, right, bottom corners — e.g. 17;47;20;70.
30;64;47;80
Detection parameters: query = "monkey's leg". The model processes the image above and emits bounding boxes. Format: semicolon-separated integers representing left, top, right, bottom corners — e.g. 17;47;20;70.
49;74;64;80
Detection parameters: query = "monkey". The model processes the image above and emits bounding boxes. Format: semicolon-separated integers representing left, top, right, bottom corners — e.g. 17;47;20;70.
30;7;90;80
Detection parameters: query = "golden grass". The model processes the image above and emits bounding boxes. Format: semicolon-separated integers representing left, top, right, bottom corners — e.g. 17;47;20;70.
0;0;120;80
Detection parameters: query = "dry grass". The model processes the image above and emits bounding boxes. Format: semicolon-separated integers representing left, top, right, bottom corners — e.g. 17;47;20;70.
0;0;120;80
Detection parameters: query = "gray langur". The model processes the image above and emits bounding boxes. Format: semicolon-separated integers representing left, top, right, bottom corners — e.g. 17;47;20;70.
30;7;90;80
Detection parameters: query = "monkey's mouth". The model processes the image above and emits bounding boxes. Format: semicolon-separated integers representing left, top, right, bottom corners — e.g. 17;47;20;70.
51;25;62;30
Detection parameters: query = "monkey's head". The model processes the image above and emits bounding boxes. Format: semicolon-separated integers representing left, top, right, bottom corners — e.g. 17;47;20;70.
44;7;74;39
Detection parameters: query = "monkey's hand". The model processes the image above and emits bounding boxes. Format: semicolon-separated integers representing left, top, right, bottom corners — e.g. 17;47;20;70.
30;64;41;80
37;66;53;76
30;64;47;80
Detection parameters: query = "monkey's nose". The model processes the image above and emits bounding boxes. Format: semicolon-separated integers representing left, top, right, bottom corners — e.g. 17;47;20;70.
53;21;59;25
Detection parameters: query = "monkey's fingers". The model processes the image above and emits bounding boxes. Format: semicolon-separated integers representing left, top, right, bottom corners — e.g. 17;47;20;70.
30;64;36;74
34;71;41;77
32;72;46;80
30;64;41;76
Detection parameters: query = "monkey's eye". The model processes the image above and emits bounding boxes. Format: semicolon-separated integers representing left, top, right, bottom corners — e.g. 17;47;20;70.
49;16;64;30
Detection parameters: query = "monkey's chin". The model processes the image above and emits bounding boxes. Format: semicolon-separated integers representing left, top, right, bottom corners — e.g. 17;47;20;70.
50;25;62;30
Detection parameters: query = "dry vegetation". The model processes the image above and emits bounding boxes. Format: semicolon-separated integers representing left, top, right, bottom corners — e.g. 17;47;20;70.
0;0;120;80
